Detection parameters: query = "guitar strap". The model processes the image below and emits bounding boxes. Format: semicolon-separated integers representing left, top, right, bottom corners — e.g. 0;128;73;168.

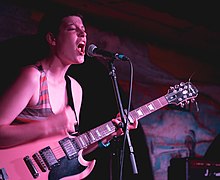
65;74;79;133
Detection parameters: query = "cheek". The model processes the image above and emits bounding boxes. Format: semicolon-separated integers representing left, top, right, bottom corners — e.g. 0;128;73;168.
57;34;76;47
58;39;76;54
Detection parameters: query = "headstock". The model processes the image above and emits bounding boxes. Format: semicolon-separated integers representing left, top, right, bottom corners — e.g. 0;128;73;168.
165;82;198;107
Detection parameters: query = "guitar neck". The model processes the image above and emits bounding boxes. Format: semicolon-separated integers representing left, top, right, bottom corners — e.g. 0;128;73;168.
128;95;168;121
76;95;168;150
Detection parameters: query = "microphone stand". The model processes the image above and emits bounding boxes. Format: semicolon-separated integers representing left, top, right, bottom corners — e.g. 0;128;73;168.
107;59;138;180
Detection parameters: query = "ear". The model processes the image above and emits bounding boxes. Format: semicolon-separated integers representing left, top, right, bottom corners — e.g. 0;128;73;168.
46;32;56;46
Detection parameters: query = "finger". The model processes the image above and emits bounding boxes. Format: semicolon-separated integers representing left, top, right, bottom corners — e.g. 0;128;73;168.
67;125;76;135
128;119;138;129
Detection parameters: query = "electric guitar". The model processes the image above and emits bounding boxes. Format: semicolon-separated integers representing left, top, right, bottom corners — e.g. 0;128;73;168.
0;82;198;180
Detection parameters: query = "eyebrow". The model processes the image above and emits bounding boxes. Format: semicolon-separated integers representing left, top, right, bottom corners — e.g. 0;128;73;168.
66;22;85;28
67;22;76;26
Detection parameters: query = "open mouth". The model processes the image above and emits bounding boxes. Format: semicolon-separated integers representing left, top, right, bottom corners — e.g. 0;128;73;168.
77;42;85;55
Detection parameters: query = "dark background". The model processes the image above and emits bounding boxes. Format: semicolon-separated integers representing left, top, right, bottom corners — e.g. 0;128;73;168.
1;1;220;179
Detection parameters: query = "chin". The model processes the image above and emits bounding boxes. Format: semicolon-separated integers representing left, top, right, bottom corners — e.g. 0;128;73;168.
77;56;85;64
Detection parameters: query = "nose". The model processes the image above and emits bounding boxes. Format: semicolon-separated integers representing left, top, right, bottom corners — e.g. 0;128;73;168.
78;29;87;37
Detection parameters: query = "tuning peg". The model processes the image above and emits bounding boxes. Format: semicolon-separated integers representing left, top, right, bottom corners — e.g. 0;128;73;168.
175;84;179;89
184;85;189;89
185;100;190;104
180;102;185;108
191;98;195;103
180;82;185;86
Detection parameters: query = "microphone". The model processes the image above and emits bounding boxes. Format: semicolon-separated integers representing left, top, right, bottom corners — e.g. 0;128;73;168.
87;44;130;61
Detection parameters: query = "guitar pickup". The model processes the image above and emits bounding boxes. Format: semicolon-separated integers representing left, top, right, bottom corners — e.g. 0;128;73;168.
23;156;39;179
59;137;79;159
33;153;47;172
39;146;60;170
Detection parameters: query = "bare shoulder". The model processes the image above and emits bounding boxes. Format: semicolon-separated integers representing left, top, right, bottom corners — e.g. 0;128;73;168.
19;65;41;84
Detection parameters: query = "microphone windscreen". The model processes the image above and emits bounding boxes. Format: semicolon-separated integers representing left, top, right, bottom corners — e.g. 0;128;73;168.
87;44;97;57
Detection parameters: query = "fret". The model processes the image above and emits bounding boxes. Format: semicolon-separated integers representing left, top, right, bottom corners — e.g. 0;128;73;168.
87;131;96;143
99;124;109;137
95;129;102;138
105;124;112;132
89;128;99;142
159;96;169;106
78;134;90;148
157;97;163;107
73;137;84;150
86;128;100;144
139;103;150;116
100;123;115;137
83;133;90;145
146;103;155;111
132;108;144;120
78;136;86;147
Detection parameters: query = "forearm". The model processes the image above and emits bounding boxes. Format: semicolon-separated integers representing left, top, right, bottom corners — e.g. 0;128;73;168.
0;121;49;149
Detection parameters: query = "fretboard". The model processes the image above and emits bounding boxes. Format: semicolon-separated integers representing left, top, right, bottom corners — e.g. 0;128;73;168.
128;96;168;122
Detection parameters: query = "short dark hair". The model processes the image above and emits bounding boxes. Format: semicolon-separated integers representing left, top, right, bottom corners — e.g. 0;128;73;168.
37;7;84;57
38;7;84;37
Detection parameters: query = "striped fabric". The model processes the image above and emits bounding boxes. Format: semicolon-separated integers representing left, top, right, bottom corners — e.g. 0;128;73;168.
16;65;54;122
